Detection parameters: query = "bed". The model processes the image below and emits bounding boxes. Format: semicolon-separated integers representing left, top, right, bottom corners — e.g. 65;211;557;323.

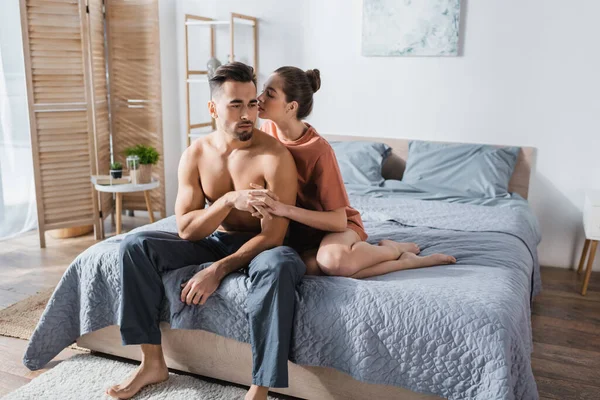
22;136;540;400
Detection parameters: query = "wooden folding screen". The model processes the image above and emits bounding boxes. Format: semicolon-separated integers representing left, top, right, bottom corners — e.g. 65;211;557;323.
105;0;166;218
20;0;164;247
20;0;104;247
87;0;113;234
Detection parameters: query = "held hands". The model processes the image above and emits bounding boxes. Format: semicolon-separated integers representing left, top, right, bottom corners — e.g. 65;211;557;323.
180;266;221;306
225;188;271;220
247;183;288;219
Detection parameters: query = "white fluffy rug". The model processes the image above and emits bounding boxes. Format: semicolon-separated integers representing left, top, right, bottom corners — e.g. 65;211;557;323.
4;354;287;400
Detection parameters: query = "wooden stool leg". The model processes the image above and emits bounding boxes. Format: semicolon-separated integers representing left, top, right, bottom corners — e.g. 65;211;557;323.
116;193;123;235
578;239;591;274
144;191;155;223
582;240;598;296
98;213;105;240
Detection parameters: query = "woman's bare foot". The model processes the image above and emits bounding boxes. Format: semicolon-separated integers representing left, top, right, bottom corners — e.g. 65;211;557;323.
106;360;169;399
379;240;420;258
245;385;269;400
399;251;456;267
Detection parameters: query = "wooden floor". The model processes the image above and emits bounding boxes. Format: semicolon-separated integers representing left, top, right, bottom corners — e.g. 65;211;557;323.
530;268;600;399
1;223;599;399
0;215;145;308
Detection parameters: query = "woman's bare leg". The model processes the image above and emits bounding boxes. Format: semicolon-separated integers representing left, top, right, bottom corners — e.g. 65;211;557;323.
302;249;325;276
316;230;420;277
350;252;456;279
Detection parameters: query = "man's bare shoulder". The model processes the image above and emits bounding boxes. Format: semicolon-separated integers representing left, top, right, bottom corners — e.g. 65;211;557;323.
183;134;216;159
251;130;296;181
252;129;290;158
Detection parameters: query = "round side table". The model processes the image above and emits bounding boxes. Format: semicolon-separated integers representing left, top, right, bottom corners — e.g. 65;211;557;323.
93;180;160;236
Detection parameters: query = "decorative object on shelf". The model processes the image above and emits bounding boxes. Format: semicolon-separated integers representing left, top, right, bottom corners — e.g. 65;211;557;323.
206;57;222;80
124;145;159;184
91;175;130;185
109;162;122;179
126;155;140;185
362;0;461;56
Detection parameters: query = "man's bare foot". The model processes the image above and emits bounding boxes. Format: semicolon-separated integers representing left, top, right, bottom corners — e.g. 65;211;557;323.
399;251;456;267
106;360;169;399
245;384;269;400
379;240;420;258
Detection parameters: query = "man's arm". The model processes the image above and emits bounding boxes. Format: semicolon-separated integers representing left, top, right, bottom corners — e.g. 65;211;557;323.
175;146;233;241
212;149;298;279
180;149;298;305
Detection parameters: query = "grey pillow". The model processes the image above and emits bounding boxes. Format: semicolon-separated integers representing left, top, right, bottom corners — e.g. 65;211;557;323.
402;141;520;197
330;141;391;186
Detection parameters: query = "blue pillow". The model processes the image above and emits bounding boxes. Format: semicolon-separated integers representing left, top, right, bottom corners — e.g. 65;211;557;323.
330;141;391;186
402;141;520;197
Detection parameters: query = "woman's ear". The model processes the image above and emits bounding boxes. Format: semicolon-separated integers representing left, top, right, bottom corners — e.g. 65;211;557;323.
286;101;299;115
207;100;217;119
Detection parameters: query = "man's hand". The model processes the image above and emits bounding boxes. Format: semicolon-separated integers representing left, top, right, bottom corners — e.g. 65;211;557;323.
180;266;221;306
225;189;272;219
248;183;288;218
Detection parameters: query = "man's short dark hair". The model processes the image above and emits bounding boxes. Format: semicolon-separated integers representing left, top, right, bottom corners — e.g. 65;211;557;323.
209;62;257;97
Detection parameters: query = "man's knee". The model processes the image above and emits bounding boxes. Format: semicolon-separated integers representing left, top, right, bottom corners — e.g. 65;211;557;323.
120;231;144;255
119;231;161;270
316;246;352;276
250;246;306;283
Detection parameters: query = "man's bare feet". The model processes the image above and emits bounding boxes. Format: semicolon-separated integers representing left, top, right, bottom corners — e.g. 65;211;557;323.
106;360;169;399
399;251;456;267
245;384;269;400
379;240;420;258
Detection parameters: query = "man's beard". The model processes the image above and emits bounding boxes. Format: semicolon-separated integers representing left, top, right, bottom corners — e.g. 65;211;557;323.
235;130;253;142
234;122;254;142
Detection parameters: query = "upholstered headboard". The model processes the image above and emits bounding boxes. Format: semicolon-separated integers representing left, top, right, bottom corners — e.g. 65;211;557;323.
324;135;536;200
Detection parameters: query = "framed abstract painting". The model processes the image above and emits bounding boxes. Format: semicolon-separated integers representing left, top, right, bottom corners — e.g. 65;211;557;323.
362;0;461;56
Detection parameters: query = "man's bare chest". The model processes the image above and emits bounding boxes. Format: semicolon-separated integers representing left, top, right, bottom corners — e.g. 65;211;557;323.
198;155;265;203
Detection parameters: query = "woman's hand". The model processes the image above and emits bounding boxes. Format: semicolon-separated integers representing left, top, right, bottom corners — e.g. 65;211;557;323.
248;183;289;218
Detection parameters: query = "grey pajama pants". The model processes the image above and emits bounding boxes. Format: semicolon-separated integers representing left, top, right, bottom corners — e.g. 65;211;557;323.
118;230;306;387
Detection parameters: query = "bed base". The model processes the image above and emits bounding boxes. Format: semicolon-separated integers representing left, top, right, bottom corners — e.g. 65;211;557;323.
77;324;441;400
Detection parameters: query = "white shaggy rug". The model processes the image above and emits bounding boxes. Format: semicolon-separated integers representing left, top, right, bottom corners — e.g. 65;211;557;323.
3;354;288;400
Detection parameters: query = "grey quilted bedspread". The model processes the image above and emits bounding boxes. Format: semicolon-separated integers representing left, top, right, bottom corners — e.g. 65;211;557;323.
23;194;540;400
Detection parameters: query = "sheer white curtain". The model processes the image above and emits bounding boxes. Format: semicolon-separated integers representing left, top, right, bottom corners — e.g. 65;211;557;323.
0;0;37;241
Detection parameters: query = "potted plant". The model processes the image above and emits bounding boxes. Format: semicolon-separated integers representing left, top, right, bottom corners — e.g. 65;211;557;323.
124;144;160;184
110;162;123;179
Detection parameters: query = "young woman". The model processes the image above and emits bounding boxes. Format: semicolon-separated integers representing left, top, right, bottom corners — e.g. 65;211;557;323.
250;67;456;278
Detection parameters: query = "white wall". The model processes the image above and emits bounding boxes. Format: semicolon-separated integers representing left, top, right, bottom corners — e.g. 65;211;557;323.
159;0;600;270
300;0;600;270
158;0;180;218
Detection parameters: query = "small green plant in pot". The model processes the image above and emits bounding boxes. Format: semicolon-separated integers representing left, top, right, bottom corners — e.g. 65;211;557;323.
110;162;123;179
124;144;160;184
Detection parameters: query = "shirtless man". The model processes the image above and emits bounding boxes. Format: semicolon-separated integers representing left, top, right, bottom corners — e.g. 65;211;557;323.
107;62;305;400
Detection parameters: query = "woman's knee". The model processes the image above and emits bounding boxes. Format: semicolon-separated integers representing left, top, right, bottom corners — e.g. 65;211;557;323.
316;246;353;276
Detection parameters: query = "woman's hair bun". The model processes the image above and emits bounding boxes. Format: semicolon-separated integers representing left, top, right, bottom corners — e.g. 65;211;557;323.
305;69;321;93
